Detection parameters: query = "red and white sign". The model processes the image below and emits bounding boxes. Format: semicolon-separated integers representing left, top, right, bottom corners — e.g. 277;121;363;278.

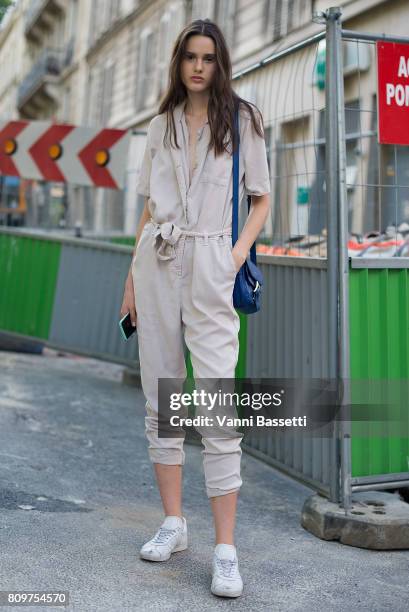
0;121;131;189
377;41;409;145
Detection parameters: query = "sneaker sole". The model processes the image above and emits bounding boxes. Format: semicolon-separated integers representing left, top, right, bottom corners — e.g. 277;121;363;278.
211;581;243;598
139;539;188;562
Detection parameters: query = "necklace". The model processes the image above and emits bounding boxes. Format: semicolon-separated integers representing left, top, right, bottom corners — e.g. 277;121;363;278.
183;104;208;181
186;122;200;178
185;114;208;133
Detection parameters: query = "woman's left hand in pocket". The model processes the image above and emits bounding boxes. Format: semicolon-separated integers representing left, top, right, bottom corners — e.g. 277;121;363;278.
232;247;246;273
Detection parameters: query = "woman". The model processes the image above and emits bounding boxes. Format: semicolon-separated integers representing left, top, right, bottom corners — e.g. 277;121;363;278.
120;18;270;598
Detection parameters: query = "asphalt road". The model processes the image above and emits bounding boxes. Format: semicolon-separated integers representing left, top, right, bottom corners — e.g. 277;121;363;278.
0;349;408;612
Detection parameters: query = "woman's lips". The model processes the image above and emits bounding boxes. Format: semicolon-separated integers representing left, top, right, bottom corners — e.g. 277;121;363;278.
191;77;204;81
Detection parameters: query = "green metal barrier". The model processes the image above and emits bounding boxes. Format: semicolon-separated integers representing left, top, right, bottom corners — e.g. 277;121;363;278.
350;266;409;477
0;233;61;339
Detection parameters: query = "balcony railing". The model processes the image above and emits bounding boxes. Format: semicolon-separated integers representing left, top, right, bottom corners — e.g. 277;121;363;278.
17;47;63;109
25;0;65;39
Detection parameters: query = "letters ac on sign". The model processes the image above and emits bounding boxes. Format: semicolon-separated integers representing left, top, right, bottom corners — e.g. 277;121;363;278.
377;41;409;145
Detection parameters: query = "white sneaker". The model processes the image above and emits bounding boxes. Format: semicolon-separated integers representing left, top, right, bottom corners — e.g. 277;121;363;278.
211;543;243;598
139;515;188;561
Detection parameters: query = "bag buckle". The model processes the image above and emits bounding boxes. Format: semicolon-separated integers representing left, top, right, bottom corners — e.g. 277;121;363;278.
253;280;260;293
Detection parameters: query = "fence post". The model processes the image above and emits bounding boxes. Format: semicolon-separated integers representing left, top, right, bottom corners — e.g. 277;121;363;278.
325;6;342;505
325;6;352;510
335;13;352;513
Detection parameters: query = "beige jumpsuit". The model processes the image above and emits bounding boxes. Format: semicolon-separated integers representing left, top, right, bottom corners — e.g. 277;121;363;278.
132;100;271;498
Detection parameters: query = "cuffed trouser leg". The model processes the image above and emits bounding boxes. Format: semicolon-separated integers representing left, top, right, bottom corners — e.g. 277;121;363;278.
132;228;186;466
201;437;243;498
182;236;243;498
145;401;186;465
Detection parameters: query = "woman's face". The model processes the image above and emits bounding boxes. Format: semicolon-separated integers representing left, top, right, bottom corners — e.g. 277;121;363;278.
180;34;217;94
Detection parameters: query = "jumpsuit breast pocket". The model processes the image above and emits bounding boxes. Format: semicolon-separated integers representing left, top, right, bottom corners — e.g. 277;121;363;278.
200;149;232;188
199;171;229;187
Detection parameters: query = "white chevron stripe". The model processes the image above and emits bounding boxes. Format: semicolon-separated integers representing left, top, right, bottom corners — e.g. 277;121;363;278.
13;121;51;180
108;131;131;189
57;127;100;187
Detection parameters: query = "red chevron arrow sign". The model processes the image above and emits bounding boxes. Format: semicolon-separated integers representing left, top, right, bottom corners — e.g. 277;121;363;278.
0;120;130;189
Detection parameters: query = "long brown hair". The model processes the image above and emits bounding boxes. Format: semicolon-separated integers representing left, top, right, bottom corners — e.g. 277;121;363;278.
157;18;265;157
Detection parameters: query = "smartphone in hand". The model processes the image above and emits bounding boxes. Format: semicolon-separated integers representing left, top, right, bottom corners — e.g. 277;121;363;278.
119;312;136;341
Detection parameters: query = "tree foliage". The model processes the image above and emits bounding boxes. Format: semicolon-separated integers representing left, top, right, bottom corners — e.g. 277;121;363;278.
0;0;14;25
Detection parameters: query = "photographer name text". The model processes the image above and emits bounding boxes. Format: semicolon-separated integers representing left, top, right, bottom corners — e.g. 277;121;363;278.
169;415;307;428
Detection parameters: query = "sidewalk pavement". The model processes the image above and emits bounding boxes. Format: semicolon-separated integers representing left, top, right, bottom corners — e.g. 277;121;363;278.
0;349;408;612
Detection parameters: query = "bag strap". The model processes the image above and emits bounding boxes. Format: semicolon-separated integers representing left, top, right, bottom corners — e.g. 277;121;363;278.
232;105;257;265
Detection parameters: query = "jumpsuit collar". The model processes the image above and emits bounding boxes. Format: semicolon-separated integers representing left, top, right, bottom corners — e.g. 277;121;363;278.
170;101;210;223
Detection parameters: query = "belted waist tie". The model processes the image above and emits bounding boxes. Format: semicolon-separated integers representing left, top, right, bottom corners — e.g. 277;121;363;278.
149;220;232;261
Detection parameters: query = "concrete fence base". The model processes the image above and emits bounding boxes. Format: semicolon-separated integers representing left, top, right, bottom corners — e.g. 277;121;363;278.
301;490;409;549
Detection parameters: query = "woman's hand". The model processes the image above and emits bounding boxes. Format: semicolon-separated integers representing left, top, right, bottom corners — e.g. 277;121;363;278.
232;247;246;273
120;273;137;327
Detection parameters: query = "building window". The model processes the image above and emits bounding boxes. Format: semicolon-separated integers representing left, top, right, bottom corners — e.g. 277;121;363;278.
88;0;98;47
158;13;171;98
88;63;115;126
100;63;115;125
88;0;120;47
214;0;236;49
264;0;312;41
109;0;121;23
264;0;283;40
63;85;71;121
86;68;98;125
135;28;157;112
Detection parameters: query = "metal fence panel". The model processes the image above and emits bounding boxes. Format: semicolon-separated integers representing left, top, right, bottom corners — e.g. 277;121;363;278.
0;228;138;366
337;24;409;504
243;257;332;496
50;242;139;364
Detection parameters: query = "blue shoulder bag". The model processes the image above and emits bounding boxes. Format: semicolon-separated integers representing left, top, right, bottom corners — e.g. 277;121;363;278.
231;107;264;315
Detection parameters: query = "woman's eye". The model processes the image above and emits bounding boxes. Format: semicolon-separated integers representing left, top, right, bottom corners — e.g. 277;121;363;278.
185;54;214;62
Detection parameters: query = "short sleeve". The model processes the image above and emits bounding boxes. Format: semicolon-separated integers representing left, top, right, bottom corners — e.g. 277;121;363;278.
136;119;154;197
240;109;271;196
